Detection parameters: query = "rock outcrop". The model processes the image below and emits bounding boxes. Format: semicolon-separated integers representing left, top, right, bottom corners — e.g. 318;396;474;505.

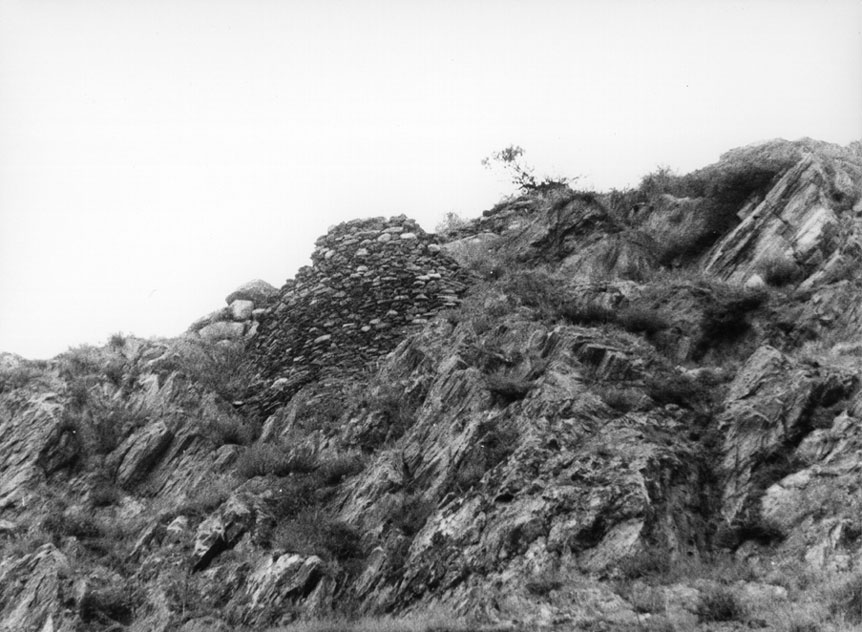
3;138;862;631
188;279;277;342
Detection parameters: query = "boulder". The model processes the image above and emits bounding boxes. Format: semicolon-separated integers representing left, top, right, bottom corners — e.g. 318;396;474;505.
198;321;245;341
188;308;229;333
229;299;254;321
225;280;278;306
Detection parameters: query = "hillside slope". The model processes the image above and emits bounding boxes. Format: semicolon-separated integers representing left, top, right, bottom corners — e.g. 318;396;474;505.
1;138;862;632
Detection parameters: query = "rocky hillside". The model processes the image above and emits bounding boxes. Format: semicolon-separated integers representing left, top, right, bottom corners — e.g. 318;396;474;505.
1;137;862;632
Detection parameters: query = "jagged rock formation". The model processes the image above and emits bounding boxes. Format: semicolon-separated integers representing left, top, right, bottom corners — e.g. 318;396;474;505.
1;138;862;632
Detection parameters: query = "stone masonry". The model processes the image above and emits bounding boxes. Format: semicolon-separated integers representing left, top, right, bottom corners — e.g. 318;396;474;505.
252;215;469;410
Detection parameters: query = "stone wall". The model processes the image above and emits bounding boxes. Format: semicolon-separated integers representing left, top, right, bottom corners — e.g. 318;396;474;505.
252;215;469;409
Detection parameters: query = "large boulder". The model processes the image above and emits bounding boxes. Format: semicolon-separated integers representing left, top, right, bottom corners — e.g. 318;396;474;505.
225;280;278;306
198;321;245;341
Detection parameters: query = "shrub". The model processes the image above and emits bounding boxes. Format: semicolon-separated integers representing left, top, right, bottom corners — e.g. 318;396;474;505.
830;574;862;624
89;481;122;508
297;390;351;433
558;301;615;326
502;270;562;318
200;415;257;446
452;419;518;493
272;510;364;563
696;286;767;355
597;386;643;413
108;332;127;348
317;454;365;486
481;145;571;193
617;307;670;336
645;373;705;409
525;574;563;597
356;386;419;450
268;474;321;519
42;511;103;542
167;478;234;520
0;362;42;393
69;399;150;457
696;587;745;622
390;494;435;537
617;548;672;580
761;255;803;287
176;339;254;402
452;239;510;281
79;586;136;624
484;373;534;404
235;443;317;479
59;345;105;378
435;211;469;236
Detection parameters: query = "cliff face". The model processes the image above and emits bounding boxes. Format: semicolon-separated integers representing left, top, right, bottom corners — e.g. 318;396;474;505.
1;138;862;632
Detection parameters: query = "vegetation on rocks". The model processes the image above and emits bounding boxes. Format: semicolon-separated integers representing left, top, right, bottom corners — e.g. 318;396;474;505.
2;138;862;631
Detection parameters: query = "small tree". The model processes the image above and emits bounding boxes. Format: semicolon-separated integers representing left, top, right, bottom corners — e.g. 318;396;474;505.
482;145;571;193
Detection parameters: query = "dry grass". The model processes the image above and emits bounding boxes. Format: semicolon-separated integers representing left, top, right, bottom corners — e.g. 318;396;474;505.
268;610;488;632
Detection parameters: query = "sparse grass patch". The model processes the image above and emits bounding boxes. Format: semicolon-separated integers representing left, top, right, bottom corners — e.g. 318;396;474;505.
484;372;534;404
695;285;767;357
174;339;254;402
317;453;365;486
42;510;103;542
558;301;615;326
696;586;746;622
597;385;643;413
167;476;234;520
453;418;518;492
356;384;421;450
525;571;563;597
272;509;364;564
617;307;671;336
617;548;672;580
199;414;257;446
390;494;435;537
272;612;479;632
67;398;151;456
79;585;137;625
89;480;122;508
830;574;862;624
761;254;803;287
0;361;43;393
235;443;317;479
644;371;708;409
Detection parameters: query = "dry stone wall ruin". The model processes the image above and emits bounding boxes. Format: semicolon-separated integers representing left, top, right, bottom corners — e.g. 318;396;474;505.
252;215;470;408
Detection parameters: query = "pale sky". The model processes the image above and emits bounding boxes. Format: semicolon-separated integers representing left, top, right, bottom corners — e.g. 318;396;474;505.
1;0;860;359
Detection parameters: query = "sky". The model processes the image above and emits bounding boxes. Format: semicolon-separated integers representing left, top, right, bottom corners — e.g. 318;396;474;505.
1;0;860;359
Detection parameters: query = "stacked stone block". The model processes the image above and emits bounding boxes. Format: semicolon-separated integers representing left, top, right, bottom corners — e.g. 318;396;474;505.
253;215;469;408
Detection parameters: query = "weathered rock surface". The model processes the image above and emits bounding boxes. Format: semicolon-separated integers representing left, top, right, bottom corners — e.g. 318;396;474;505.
3;138;862;631
225;279;278;306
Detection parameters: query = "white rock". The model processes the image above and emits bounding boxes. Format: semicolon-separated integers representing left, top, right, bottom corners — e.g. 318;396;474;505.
198;321;245;341
225;279;278;305
230;299;255;321
744;274;765;289
188;308;229;332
